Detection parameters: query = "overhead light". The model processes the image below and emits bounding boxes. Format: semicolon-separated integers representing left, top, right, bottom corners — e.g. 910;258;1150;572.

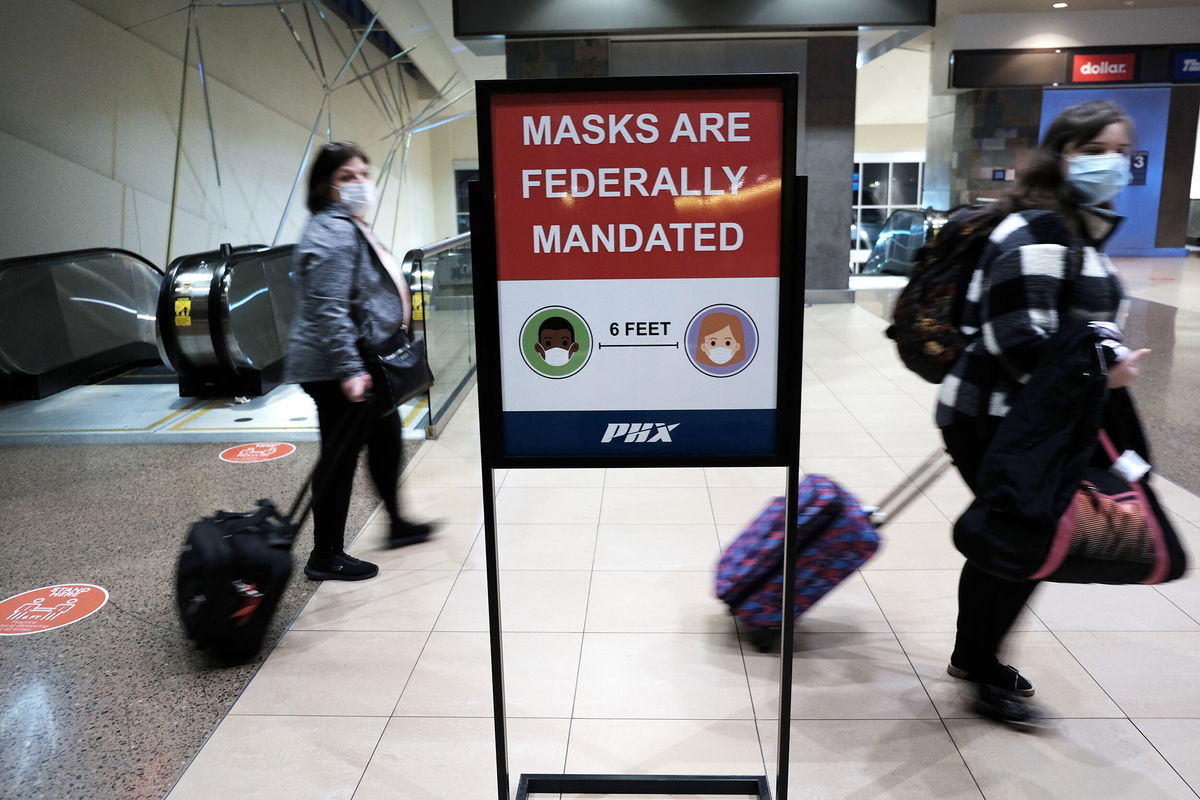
1052;2;1068;6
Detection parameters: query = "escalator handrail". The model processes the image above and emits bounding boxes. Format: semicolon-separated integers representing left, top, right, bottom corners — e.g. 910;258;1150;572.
0;247;163;275
0;248;165;381
156;244;269;374
399;232;471;272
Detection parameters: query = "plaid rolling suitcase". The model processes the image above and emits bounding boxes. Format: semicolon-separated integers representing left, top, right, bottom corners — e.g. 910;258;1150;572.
716;453;950;651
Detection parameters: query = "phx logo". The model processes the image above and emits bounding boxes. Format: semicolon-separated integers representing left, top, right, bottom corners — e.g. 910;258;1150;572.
600;422;680;444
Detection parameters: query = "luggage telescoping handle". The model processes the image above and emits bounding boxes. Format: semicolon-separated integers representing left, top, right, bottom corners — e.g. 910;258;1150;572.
865;448;953;529
285;399;379;533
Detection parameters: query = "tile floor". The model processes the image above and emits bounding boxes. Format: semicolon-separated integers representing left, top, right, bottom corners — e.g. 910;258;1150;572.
165;271;1200;800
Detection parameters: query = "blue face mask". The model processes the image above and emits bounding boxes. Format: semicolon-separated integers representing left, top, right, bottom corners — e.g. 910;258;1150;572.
1064;152;1131;205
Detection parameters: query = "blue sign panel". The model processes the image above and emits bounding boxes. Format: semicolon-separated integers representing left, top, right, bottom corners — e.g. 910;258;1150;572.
1042;88;1178;257
502;409;776;457
1173;52;1200;82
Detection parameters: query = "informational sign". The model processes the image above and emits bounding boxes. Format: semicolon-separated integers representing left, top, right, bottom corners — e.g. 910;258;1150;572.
1072;53;1136;83
1172;52;1200;82
477;76;798;463
0;584;109;635
219;442;296;463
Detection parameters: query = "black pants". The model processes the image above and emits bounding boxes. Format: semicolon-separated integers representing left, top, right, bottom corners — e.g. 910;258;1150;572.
942;419;1039;672
302;381;406;555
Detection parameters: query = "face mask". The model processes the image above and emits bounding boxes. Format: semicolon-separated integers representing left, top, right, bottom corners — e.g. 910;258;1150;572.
543;347;571;367
1064;153;1131;205
707;347;734;365
337;179;377;215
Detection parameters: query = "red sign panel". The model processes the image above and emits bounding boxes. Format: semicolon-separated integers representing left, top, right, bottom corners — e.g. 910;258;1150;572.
0;584;109;635
489;88;784;282
1072;53;1136;82
219;442;296;463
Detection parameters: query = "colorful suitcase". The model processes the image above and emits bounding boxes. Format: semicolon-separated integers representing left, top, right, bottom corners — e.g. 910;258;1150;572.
715;475;879;650
715;453;950;651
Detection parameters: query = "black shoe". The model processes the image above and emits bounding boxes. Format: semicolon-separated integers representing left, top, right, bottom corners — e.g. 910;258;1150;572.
973;684;1048;730
304;551;379;581
947;661;1035;697
386;520;436;549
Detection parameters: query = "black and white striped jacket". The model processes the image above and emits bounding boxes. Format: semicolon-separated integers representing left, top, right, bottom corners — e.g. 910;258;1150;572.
935;207;1126;428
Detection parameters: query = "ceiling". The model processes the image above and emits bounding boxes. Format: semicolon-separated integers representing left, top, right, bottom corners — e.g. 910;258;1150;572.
80;0;1198;132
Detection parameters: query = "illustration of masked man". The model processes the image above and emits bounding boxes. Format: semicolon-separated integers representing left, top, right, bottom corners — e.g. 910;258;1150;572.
534;316;580;366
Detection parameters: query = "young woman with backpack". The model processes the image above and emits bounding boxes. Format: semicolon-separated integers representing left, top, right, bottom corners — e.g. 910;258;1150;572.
934;100;1150;727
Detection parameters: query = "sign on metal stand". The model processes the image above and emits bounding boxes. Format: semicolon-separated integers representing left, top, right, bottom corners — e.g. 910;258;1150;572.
471;74;804;800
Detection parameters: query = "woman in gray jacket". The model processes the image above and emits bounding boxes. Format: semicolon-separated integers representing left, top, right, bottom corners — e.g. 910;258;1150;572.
284;141;434;581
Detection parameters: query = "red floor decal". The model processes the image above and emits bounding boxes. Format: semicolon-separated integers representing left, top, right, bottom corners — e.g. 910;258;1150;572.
219;442;297;463
0;584;109;635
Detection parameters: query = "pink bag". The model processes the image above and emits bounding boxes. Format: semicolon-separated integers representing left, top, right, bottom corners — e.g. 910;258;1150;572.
1031;431;1185;584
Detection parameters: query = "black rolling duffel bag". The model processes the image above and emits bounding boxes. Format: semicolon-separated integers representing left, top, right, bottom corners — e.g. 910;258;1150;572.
176;498;302;664
175;405;370;664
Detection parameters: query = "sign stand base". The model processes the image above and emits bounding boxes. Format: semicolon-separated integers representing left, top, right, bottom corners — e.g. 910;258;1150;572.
516;774;772;798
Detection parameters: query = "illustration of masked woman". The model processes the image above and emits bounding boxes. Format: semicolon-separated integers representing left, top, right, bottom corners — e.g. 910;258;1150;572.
695;311;746;368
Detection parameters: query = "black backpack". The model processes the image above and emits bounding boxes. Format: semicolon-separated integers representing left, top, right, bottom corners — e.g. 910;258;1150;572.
884;205;1001;383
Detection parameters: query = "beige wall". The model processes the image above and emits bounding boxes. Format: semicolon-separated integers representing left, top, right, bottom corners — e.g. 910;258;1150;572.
855;40;928;157
854;124;927;155
0;0;450;265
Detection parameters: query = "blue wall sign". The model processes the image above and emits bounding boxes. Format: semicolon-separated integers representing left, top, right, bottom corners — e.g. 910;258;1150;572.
1172;52;1200;82
1041;87;1181;257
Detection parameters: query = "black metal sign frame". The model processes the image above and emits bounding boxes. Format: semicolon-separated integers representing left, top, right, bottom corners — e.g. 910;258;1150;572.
470;73;806;800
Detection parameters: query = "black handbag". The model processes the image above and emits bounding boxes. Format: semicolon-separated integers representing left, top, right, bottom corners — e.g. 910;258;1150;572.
350;225;434;410
360;325;434;409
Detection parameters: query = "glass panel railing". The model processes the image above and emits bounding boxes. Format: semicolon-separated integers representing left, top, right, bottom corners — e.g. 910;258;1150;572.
0;248;163;398
402;233;474;436
220;246;297;372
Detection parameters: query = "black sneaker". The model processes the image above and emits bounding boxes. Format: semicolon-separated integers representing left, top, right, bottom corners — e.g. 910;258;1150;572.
304;552;379;581
386;520;436;549
947;661;1035;697
973;684;1049;730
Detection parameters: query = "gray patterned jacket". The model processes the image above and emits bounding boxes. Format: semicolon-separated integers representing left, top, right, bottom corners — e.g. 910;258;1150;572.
282;204;406;384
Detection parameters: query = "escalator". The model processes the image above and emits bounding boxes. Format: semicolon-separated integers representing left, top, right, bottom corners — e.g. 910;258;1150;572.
1;233;468;430
860;209;934;277
0;248;163;400
158;244;296;397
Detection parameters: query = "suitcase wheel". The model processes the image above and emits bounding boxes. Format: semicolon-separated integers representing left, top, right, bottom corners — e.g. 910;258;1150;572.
746;628;779;653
